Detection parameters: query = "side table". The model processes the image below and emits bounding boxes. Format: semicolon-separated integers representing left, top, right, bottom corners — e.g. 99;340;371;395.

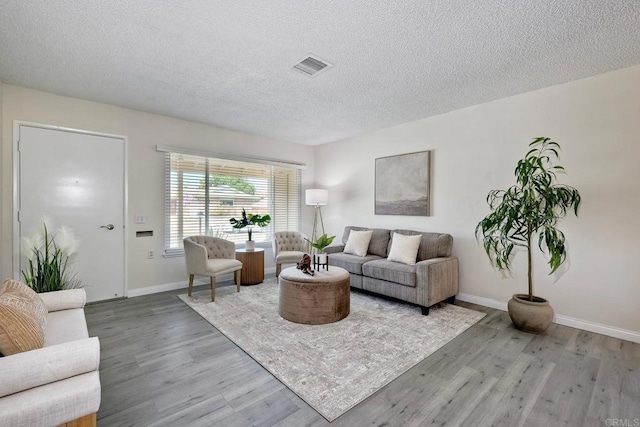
235;248;265;285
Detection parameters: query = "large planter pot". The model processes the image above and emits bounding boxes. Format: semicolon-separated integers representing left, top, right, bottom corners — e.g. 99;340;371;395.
507;294;554;333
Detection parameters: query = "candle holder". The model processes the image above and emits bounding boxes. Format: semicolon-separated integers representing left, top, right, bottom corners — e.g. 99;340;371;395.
313;253;329;271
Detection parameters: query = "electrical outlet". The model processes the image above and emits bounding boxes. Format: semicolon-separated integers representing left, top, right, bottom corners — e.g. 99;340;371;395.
134;214;146;224
148;250;154;259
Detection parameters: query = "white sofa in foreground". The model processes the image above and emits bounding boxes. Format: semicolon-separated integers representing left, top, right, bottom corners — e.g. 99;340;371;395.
0;288;101;427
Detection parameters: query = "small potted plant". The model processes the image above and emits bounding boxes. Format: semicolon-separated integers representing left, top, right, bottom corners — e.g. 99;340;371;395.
476;137;581;333
229;208;271;251
305;233;336;265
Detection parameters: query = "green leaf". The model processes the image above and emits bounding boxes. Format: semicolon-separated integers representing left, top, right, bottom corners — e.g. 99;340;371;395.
305;234;336;251
229;208;271;229
475;137;581;295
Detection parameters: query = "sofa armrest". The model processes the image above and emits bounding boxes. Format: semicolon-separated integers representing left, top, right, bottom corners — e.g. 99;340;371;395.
38;289;87;312
324;244;345;255
416;257;459;307
183;238;208;276
0;337;100;398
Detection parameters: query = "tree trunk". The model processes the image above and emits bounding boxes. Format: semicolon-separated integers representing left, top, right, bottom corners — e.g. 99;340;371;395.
527;231;533;301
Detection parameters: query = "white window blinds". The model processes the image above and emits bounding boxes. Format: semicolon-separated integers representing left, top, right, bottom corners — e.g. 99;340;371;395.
164;152;301;252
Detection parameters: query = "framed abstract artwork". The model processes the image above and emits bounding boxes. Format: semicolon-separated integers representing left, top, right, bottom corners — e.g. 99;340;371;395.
375;151;430;216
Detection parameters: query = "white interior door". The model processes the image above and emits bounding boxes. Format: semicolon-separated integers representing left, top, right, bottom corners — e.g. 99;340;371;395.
16;124;126;302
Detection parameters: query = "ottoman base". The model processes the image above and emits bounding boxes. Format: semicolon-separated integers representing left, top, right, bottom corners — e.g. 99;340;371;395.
278;267;350;325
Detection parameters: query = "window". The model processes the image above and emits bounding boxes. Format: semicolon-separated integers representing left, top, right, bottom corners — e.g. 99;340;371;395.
164;152;301;253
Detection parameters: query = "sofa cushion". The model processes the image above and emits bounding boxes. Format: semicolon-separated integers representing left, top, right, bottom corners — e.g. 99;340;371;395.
0;337;100;399
0;370;101;427
342;226;390;257
44;309;89;347
276;250;307;264
329;252;382;275
390;230;453;261
387;233;422;265
0;280;48;356
363;276;418;304
343;230;372;257
362;259;417;287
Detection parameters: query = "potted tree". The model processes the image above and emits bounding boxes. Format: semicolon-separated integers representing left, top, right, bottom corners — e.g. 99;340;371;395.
476;137;581;333
229;208;271;251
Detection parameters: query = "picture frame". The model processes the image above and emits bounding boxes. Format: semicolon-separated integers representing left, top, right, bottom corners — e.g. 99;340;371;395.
375;150;430;216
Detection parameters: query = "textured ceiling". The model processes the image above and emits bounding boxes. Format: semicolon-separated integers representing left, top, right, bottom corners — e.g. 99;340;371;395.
1;1;639;145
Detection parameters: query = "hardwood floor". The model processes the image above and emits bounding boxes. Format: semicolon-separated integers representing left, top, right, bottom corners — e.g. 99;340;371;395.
85;278;640;426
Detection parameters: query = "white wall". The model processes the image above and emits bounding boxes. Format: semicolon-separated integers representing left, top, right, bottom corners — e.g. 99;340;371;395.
1;85;315;292
3;65;638;338
0;82;3;270
315;65;640;336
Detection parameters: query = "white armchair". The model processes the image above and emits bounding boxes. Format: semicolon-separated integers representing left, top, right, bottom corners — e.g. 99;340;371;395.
0;288;101;427
272;231;309;277
184;236;243;301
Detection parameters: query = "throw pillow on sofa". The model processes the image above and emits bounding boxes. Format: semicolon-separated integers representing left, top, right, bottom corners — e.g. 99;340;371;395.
344;230;373;257
387;233;422;265
0;279;48;356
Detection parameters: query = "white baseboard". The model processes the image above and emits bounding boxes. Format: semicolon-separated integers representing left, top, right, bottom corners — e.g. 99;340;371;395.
457;293;508;312
457;292;640;344
127;267;277;298
127;278;206;297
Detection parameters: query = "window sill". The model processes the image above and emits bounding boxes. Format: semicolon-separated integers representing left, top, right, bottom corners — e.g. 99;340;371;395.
163;248;185;258
164;241;272;258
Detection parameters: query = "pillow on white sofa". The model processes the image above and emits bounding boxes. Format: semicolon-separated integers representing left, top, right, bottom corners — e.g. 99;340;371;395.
0;279;48;356
387;233;422;265
344;230;373;257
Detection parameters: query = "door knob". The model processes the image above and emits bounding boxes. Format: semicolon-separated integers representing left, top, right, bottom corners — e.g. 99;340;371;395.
100;224;115;230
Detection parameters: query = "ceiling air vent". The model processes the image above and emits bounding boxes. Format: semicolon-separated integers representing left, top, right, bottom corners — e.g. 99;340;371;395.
293;55;332;77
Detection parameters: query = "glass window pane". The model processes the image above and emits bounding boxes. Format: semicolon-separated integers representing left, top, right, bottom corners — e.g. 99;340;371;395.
164;153;300;250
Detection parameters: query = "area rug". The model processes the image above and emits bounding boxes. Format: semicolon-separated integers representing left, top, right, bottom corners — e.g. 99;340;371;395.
178;279;485;421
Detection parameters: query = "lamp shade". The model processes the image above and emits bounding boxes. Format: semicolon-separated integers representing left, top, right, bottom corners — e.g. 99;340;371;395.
305;189;328;206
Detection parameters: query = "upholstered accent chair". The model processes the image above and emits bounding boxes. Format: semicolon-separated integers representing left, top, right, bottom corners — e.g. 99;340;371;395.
183;236;242;301
272;231;309;277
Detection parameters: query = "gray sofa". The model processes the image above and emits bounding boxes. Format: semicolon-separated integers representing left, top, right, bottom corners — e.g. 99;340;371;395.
326;226;459;314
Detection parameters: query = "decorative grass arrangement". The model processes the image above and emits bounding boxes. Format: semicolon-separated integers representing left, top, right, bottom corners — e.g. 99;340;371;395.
21;223;82;293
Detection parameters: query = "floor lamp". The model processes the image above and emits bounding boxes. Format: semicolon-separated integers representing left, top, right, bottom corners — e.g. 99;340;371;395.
306;189;328;245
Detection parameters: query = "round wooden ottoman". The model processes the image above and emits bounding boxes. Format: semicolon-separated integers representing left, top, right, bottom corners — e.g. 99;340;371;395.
278;266;350;325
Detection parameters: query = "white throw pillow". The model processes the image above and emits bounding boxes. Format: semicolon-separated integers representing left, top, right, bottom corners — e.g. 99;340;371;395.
343;230;373;257
387;233;422;265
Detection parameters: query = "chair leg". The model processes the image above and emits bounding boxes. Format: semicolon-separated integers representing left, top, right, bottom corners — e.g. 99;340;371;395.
210;276;216;302
188;274;194;296
276;263;281;278
235;270;241;292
